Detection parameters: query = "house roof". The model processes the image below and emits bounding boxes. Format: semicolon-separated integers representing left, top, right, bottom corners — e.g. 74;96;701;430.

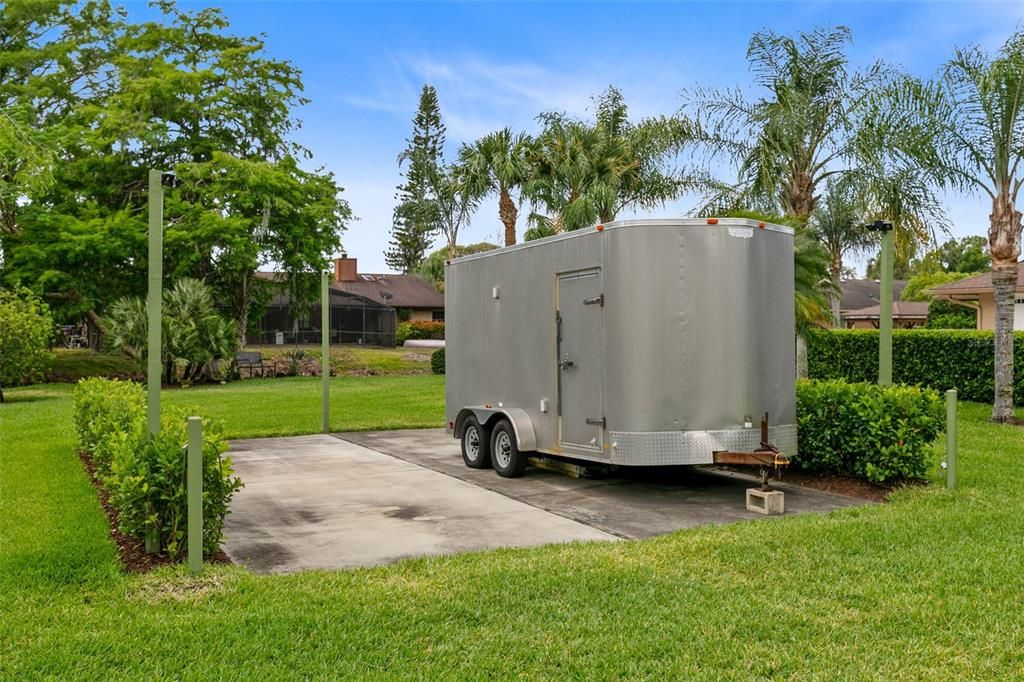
331;274;444;309
842;301;929;320
927;263;1024;297
841;279;909;312
256;271;444;309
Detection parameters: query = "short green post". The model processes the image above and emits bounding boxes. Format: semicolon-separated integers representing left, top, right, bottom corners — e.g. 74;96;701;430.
145;169;164;555
187;416;203;574
877;223;894;386
321;271;330;433
946;389;957;490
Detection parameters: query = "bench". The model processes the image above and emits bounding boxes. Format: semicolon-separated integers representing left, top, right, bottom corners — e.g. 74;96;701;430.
235;351;265;378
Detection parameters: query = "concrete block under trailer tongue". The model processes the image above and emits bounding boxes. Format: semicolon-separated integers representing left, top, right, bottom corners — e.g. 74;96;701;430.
444;218;796;479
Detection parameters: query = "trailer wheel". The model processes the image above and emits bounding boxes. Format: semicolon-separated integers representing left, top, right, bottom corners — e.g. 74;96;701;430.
461;416;491;469
491;420;527;478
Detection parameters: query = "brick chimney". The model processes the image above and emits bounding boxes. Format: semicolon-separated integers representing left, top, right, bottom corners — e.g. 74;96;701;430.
334;255;357;282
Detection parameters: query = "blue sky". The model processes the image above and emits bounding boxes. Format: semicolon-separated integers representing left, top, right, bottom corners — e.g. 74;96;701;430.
133;1;1022;274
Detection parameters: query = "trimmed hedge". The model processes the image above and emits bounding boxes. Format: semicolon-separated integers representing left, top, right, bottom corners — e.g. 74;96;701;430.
71;378;242;560
396;320;445;346
431;347;445;375
807;329;1024;406
796;379;945;483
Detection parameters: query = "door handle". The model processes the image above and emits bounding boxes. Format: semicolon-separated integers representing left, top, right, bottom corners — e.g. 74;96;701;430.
559;359;575;370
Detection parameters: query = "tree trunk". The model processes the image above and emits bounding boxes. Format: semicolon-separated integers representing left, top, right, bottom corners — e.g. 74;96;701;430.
498;189;517;246
784;171;816;221
829;253;843;328
991;264;1018;422
988;190;1022;423
796;335;808;379
237;272;251;348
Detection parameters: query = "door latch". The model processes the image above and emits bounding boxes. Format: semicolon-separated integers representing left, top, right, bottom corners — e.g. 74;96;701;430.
583;294;604;306
559;359;575;370
585;417;606;428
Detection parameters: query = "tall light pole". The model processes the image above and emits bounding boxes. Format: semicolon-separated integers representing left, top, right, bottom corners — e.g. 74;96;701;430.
867;220;894;386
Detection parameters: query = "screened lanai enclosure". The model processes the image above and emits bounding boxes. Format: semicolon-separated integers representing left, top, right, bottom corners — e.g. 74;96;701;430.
249;289;397;347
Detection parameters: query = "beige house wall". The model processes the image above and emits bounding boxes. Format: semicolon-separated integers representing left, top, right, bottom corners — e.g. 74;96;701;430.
408;309;436;322
976;293;995;330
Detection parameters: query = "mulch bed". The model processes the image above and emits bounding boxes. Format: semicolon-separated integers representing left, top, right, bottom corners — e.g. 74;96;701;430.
78;450;231;573
713;465;924;503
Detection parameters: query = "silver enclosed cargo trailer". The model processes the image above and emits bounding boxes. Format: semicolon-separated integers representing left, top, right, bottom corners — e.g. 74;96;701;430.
445;218;796;477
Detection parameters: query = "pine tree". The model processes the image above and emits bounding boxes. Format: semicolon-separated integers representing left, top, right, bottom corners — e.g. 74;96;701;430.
385;85;445;272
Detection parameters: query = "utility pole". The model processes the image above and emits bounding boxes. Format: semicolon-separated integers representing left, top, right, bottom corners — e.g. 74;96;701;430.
867;220;894;386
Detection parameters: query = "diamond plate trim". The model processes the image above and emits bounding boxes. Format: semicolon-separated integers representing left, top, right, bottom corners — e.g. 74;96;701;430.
608;425;798;466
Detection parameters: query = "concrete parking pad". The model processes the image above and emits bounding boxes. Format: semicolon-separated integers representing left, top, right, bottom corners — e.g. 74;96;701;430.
224;435;615;573
338;429;868;539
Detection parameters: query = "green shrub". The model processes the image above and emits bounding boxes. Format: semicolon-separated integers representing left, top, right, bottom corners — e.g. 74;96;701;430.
806;329;1024;405
72;378;147;476
796;379;945;483
108;408;242;560
926;299;975;329
396;320;445;346
431;347;445;374
0;287;54;400
70;378;241;560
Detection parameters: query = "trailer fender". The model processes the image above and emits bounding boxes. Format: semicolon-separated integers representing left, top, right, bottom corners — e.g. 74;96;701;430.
454;406;538;452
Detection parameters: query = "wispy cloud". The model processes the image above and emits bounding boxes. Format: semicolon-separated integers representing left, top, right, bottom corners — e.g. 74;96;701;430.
340;51;675;143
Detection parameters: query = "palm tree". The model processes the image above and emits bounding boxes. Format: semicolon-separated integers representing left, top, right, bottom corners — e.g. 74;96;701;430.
458;128;532;246
526;87;689;233
877;32;1024;422
684;26;944;238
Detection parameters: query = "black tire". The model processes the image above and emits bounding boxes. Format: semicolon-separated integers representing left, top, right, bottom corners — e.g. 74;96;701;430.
490;419;527;478
461;416;491;469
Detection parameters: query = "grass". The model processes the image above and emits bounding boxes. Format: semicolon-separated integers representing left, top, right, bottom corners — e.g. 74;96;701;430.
249;344;432;375
3;379;1024;677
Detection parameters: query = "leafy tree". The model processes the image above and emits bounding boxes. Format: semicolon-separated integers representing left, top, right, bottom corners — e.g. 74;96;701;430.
0;1;348;340
0;286;54;402
419;242;497;290
926;299;976;329
459;128;533;246
105;278;237;385
876;31;1024;421
932;236;990;274
386;85;445;272
901;271;975;301
526;87;689;233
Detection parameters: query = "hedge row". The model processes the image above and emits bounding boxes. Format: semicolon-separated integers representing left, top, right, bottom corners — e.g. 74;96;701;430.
795;379;945;483
396;320;445;346
431;347;445;374
72;378;243;560
806;329;1024;406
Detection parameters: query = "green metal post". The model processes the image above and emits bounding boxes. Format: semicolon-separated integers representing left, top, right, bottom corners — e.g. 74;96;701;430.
878;225;894;386
187;416;203;574
147;169;163;434
145;169;163;555
946;389;957;490
321;271;330;433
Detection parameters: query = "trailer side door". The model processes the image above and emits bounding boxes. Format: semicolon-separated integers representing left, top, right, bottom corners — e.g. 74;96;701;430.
556;269;604;452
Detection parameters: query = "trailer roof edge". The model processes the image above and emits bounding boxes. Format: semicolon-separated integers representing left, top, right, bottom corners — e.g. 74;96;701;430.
447;218;794;266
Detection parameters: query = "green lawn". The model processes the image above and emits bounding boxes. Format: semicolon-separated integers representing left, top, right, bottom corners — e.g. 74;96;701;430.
3;378;1024;677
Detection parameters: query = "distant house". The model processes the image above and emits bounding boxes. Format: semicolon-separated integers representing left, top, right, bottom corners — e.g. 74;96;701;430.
838;279;913;329
928;264;1024;331
842;301;929;329
249;256;444;347
330;256;445;322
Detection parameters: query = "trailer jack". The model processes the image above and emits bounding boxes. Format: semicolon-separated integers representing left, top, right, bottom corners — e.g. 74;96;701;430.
711;413;789;490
